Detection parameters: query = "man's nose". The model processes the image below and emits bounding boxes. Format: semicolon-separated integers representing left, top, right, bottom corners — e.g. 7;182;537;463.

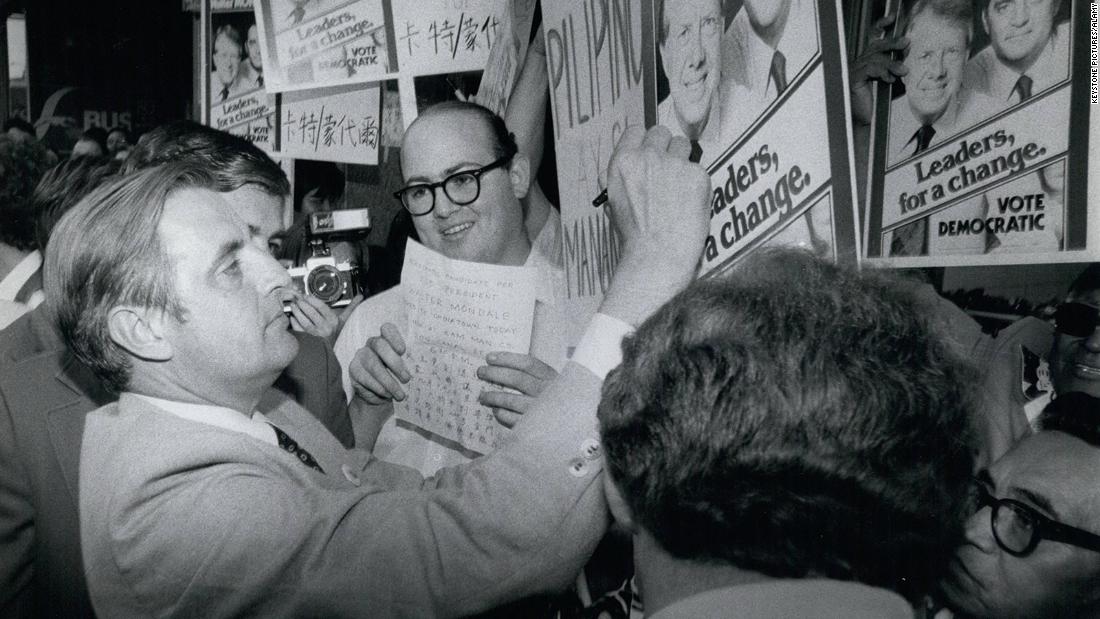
1008;2;1030;26
689;26;706;66
433;186;461;218
963;507;999;554
252;246;293;293
1082;325;1100;352
928;52;946;77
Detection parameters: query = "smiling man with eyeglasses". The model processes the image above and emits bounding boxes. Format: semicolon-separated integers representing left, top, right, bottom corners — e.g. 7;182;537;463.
939;392;1100;618
335;100;570;474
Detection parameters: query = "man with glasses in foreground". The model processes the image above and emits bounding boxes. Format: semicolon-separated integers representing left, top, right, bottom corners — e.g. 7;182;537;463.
939;391;1100;617
335;101;569;472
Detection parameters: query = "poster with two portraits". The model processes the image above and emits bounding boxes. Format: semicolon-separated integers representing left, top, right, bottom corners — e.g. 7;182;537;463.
865;0;1096;267
202;0;383;165
647;0;862;276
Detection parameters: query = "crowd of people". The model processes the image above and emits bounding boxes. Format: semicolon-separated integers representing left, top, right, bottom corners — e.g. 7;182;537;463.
0;0;1096;617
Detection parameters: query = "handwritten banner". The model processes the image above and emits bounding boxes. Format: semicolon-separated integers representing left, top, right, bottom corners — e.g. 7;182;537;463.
543;0;646;337
395;241;537;455
391;0;502;77
254;0;392;92
279;82;381;164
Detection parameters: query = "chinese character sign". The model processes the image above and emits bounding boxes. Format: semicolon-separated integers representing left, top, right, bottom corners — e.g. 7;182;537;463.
279;82;382;164
390;0;503;77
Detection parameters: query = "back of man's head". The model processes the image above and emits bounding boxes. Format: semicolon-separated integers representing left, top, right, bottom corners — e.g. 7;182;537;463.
598;248;977;601
45;162;214;392
32;155;119;250
123;121;288;197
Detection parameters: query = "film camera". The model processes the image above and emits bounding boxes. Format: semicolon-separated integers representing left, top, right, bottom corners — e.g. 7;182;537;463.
286;209;370;308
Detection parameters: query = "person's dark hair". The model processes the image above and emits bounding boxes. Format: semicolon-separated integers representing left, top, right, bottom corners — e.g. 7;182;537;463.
1067;264;1100;299
598;248;977;602
106;126;131;144
45;162;214;392
80;127;109;154
123;120;289;197
32;155;120;249
976;0;1061;19
0;136;53;251
293;159;345;210
213;24;243;56
1038;392;1100;447
901;0;972;49
411;100;519;162
3;117;35;136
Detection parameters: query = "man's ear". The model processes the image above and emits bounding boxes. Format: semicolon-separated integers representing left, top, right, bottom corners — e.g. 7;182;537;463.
107;306;173;362
508;152;531;200
603;472;636;532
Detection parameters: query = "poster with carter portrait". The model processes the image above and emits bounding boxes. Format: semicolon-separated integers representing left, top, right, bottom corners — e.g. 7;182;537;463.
645;0;861;277
207;6;279;152
864;0;1096;267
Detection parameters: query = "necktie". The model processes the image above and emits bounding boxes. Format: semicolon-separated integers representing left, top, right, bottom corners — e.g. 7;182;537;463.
219;85;229;102
770;50;788;96
911;124;936;155
689;140;703;163
257;73;264;88
269;424;325;474
1013;74;1033;103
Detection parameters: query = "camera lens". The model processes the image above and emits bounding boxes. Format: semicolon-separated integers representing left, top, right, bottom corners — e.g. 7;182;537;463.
306;265;344;303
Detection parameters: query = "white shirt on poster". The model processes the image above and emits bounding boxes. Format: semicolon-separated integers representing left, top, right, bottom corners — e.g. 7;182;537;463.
720;0;819;144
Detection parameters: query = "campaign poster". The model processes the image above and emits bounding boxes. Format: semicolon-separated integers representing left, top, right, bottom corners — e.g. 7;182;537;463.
864;0;1093;267
208;8;278;151
475;0;538;115
277;82;382;164
390;0;505;78
647;0;860;276
253;0;393;93
543;0;648;335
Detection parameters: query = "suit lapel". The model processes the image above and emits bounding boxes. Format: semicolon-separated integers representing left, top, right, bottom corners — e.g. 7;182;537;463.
46;354;114;505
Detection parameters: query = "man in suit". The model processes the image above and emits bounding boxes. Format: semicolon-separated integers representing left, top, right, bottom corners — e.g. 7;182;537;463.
0;124;352;618
964;0;1068;114
66;125;708;616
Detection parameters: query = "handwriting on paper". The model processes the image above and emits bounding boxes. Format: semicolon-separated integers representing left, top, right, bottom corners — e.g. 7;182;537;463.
395;241;537;454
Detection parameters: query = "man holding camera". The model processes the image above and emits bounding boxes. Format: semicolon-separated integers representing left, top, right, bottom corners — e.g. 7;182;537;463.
334;101;570;474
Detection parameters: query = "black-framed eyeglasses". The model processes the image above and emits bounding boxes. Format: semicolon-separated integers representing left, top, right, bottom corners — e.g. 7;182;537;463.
975;484;1100;556
393;156;512;216
1054;302;1100;338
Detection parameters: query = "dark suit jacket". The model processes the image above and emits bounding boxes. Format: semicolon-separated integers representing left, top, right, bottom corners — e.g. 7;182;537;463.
0;308;354;618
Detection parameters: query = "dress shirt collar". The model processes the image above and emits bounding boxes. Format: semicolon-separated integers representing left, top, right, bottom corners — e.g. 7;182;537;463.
742;0;814;100
0;250;41;301
124;392;278;446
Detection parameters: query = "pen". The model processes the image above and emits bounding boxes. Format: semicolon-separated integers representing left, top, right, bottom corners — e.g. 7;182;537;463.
591;189;608;207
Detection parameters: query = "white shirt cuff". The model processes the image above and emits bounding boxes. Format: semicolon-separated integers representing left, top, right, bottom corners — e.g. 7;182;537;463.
571;313;634;380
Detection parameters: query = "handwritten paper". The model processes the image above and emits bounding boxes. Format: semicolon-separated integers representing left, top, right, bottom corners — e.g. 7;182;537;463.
394;240;537;454
278;82;381;164
391;0;502;77
254;0;392;92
